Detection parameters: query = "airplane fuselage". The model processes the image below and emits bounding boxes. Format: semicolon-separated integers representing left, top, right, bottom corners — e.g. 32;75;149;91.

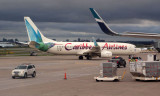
46;42;140;55
24;16;141;60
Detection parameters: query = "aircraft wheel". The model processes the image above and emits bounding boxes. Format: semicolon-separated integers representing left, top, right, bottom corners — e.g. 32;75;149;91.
79;56;83;60
86;56;92;60
12;76;15;79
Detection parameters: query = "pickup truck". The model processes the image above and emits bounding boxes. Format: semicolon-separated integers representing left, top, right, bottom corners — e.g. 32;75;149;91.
109;57;126;68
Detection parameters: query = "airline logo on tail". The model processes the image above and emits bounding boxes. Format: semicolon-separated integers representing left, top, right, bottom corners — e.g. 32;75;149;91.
25;19;43;42
24;17;56;52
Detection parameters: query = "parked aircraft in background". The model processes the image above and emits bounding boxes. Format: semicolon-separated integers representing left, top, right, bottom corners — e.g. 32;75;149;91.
0;42;14;48
15;41;29;47
89;8;160;39
24;17;141;60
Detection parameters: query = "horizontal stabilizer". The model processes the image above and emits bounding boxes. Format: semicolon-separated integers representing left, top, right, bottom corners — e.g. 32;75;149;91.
29;41;39;49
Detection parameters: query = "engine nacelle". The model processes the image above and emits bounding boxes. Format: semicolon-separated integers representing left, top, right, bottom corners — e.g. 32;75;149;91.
100;51;112;58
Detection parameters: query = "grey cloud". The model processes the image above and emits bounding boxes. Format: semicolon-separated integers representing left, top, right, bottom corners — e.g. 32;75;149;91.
0;0;160;23
0;20;157;41
1;0;160;41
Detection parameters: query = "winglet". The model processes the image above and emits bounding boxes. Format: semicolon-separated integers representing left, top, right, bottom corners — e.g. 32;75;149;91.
92;37;98;47
89;8;101;19
89;8;119;36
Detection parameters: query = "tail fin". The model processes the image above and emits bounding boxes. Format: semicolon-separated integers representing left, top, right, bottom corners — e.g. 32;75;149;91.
92;37;98;47
89;8;119;36
24;17;56;52
24;17;54;43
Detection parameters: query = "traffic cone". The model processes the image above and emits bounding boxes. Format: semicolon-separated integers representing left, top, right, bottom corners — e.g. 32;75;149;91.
64;72;67;80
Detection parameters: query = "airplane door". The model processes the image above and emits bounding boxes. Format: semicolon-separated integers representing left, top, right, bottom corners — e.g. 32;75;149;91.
59;46;62;51
57;46;62;51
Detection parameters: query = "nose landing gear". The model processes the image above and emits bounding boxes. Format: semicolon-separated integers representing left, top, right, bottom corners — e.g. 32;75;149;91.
79;55;92;60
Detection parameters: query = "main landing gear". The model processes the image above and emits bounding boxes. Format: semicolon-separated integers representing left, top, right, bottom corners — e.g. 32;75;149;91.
79;56;83;60
86;55;92;60
78;55;92;60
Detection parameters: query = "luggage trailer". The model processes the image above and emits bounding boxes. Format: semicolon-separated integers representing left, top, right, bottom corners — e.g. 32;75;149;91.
94;76;121;82
130;61;160;81
132;76;160;81
94;62;122;82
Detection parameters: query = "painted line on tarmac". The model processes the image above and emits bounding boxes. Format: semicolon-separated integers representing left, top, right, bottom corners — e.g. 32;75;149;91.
0;66;99;91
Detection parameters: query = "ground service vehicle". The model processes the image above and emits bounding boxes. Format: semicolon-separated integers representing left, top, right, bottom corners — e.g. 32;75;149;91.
129;57;142;62
109;57;126;68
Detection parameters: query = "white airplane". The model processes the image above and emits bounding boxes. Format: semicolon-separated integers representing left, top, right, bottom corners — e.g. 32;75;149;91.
0;42;14;48
89;8;160;39
24;17;141;60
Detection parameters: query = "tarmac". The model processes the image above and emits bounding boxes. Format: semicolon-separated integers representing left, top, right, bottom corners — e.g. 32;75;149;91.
0;53;160;96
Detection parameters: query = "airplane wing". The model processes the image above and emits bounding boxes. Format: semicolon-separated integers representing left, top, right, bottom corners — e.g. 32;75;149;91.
89;8;160;39
120;32;160;39
77;37;101;55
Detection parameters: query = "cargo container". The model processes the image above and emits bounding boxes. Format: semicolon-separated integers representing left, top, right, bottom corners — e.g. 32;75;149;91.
94;62;121;82
130;61;160;81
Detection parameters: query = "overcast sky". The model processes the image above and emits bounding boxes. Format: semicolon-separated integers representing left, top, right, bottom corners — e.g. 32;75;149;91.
0;0;160;41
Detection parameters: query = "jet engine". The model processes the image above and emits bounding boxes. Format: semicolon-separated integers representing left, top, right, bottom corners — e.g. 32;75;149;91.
100;51;112;58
